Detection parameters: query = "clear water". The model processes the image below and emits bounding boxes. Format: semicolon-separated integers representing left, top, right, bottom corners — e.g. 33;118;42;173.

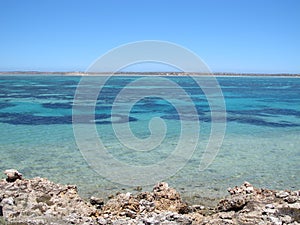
0;75;299;204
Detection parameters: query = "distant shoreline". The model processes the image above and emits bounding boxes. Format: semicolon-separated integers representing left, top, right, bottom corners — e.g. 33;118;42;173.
0;71;299;77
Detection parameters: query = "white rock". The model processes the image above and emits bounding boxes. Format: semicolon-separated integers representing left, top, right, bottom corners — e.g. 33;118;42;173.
97;217;107;224
288;202;300;209
269;216;282;225
192;204;205;210
265;204;275;209
125;192;132;198
243;181;252;187
281;215;292;223
246;186;254;193
264;207;277;214
1;197;14;206
275;191;289;198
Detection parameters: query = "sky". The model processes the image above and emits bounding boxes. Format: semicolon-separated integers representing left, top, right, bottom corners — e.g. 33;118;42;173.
0;0;299;73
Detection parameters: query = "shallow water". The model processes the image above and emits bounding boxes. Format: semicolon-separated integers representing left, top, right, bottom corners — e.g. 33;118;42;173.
0;75;299;203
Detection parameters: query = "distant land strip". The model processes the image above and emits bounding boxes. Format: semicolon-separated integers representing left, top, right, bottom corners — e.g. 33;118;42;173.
0;71;299;77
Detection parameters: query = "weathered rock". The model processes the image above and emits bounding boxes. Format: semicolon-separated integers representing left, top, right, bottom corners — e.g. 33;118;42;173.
276;190;290;198
90;196;104;209
99;182;189;221
4;169;22;182
201;182;300;225
134;211;192;225
152;182;189;213
0;175;97;224
139;199;155;212
218;210;235;219
134;186;143;191
263;204;277;214
217;195;248;211
191;204;205;211
285;195;298;204
1;170;299;225
96;217;107;224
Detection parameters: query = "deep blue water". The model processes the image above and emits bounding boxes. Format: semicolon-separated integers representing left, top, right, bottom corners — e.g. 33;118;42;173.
0;75;299;201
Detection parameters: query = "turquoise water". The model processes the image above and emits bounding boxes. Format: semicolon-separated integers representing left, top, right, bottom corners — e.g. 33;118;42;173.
0;75;299;203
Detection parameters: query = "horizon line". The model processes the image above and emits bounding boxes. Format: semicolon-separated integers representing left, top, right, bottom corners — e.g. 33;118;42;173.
0;70;300;75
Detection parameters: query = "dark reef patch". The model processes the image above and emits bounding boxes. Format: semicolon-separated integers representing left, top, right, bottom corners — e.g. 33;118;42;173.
42;102;73;109
227;116;300;127
0;102;16;109
0;112;137;125
228;108;300;117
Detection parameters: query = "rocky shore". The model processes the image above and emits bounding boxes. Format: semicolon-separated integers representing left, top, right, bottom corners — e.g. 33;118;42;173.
0;170;299;225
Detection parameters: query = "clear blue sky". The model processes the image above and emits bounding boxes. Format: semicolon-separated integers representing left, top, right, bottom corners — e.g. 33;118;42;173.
0;0;299;73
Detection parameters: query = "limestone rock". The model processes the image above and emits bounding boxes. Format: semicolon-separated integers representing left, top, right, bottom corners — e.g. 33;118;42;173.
1;170;299;225
0;176;96;224
152;182;189;213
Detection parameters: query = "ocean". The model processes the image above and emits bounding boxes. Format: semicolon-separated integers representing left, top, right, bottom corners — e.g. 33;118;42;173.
0;75;299;204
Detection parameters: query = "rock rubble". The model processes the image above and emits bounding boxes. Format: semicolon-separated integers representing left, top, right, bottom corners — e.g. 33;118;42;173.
0;169;299;225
